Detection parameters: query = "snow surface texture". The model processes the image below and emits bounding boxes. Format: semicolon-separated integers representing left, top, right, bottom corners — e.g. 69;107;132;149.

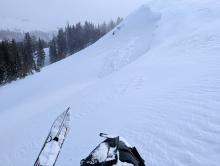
1;0;220;165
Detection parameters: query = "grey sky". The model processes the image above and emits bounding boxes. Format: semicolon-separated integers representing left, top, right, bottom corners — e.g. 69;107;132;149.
0;0;147;31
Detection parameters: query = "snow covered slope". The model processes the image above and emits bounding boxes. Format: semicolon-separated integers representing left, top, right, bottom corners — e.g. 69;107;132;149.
1;0;220;165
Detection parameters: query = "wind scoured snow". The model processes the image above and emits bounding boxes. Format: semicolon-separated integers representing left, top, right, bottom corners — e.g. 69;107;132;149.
99;6;161;77
0;0;220;166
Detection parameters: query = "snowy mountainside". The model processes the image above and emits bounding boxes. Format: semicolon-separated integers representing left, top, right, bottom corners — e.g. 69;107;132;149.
0;0;220;166
95;5;161;77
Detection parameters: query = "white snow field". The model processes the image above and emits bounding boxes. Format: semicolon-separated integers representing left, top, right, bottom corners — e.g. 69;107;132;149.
1;0;220;165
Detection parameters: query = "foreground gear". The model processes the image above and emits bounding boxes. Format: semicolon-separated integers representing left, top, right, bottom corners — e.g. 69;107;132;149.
80;133;145;166
34;107;71;166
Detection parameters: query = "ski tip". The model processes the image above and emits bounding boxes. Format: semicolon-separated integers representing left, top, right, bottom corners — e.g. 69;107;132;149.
66;107;71;112
66;107;71;117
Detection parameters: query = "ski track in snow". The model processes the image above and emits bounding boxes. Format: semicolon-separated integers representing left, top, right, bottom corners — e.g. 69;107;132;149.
1;0;220;166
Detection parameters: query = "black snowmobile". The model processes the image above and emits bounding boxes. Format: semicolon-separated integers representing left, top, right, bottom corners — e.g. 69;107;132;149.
81;133;145;166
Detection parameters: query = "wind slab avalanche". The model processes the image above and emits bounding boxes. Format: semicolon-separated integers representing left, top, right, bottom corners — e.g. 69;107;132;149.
0;0;220;166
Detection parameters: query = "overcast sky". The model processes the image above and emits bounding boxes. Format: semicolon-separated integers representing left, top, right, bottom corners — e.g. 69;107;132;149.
0;0;147;31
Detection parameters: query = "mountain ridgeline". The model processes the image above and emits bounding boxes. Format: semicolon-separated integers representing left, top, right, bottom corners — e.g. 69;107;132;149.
0;18;122;85
49;18;122;63
0;30;53;42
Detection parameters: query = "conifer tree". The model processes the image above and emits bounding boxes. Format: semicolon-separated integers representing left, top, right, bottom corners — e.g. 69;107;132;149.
0;42;6;84
75;23;84;51
1;41;10;81
36;38;45;70
9;39;20;80
49;37;58;63
57;28;67;60
108;20;115;31
66;23;73;54
116;17;123;25
23;32;35;73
